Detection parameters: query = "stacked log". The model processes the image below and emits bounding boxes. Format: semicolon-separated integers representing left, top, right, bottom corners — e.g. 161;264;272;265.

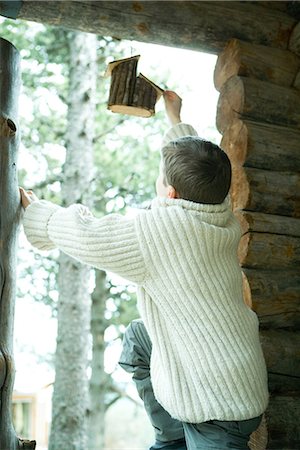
214;38;300;449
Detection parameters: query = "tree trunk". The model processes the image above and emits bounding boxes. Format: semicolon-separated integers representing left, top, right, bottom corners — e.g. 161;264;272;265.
0;37;36;450
48;31;97;450
88;270;109;450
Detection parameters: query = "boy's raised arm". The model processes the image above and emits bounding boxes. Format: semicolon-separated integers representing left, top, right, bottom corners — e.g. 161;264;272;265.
163;90;182;126
162;90;198;145
20;190;147;285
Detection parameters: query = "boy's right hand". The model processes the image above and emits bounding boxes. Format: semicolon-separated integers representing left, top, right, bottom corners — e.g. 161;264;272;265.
163;90;182;126
19;187;39;209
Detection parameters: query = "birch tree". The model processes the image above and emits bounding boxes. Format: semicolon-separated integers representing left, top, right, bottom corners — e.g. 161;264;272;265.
48;31;97;450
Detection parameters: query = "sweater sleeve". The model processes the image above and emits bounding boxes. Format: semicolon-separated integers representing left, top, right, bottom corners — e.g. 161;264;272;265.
23;201;147;284
162;122;198;146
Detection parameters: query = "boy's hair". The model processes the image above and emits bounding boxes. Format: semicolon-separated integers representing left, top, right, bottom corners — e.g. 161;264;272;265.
161;136;231;204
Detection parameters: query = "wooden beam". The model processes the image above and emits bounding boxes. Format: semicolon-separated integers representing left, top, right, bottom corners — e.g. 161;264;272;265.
6;1;296;54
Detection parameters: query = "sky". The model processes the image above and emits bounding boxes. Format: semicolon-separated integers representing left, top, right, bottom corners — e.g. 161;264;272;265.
14;38;220;393
126;40;221;141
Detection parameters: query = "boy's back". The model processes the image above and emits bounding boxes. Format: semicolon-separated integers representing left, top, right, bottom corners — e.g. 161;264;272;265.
21;93;269;428
134;188;269;423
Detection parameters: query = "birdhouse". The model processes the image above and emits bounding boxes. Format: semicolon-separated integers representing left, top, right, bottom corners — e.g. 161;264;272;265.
105;55;164;117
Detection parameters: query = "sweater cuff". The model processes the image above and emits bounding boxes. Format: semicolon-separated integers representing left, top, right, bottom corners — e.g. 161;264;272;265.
23;200;61;250
162;123;198;146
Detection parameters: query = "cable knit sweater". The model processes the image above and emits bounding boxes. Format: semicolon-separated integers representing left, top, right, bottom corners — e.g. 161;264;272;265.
22;123;269;423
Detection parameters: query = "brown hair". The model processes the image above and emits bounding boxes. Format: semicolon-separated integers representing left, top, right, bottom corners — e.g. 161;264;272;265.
161;136;231;204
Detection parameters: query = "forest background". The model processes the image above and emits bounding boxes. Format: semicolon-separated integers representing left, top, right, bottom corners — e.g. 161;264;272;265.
1;15;219;450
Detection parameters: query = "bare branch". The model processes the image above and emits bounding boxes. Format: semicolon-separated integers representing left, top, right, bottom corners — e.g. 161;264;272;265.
105;383;142;410
93;118;127;143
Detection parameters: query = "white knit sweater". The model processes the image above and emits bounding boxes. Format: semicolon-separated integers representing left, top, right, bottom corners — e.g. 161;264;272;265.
23;123;269;423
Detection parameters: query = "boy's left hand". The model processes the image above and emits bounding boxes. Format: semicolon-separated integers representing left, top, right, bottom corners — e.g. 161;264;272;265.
19;187;39;209
163;90;182;125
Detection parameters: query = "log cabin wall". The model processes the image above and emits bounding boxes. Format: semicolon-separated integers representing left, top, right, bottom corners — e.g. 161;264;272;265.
1;1;300;449
214;36;300;449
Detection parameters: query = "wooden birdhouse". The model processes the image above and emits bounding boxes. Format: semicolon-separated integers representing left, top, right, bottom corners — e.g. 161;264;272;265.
105;55;164;117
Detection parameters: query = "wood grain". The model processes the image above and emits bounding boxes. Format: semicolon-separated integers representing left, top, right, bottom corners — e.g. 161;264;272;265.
16;1;296;54
221;119;300;172
217;76;300;133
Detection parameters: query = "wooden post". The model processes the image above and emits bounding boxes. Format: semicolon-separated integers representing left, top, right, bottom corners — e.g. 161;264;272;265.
0;38;36;450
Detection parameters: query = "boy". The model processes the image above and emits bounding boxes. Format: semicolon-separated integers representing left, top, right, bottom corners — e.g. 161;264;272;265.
20;91;269;449
119;318;187;450
119;318;265;450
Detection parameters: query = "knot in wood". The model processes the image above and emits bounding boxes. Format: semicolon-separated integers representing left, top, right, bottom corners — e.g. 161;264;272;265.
19;439;37;449
137;22;149;35
0;116;17;136
132;2;143;13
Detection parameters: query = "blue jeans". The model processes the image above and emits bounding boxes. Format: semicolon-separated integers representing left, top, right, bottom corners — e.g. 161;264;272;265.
119;319;263;450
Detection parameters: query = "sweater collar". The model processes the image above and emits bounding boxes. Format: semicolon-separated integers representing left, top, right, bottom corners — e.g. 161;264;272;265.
151;195;231;214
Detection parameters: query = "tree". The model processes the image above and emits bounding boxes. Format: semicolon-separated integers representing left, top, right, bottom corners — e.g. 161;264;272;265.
48;31;97;450
88;270;108;450
0;35;36;450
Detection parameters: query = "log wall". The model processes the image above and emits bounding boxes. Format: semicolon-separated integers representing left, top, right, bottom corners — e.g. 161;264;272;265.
1;1;300;449
214;37;300;448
